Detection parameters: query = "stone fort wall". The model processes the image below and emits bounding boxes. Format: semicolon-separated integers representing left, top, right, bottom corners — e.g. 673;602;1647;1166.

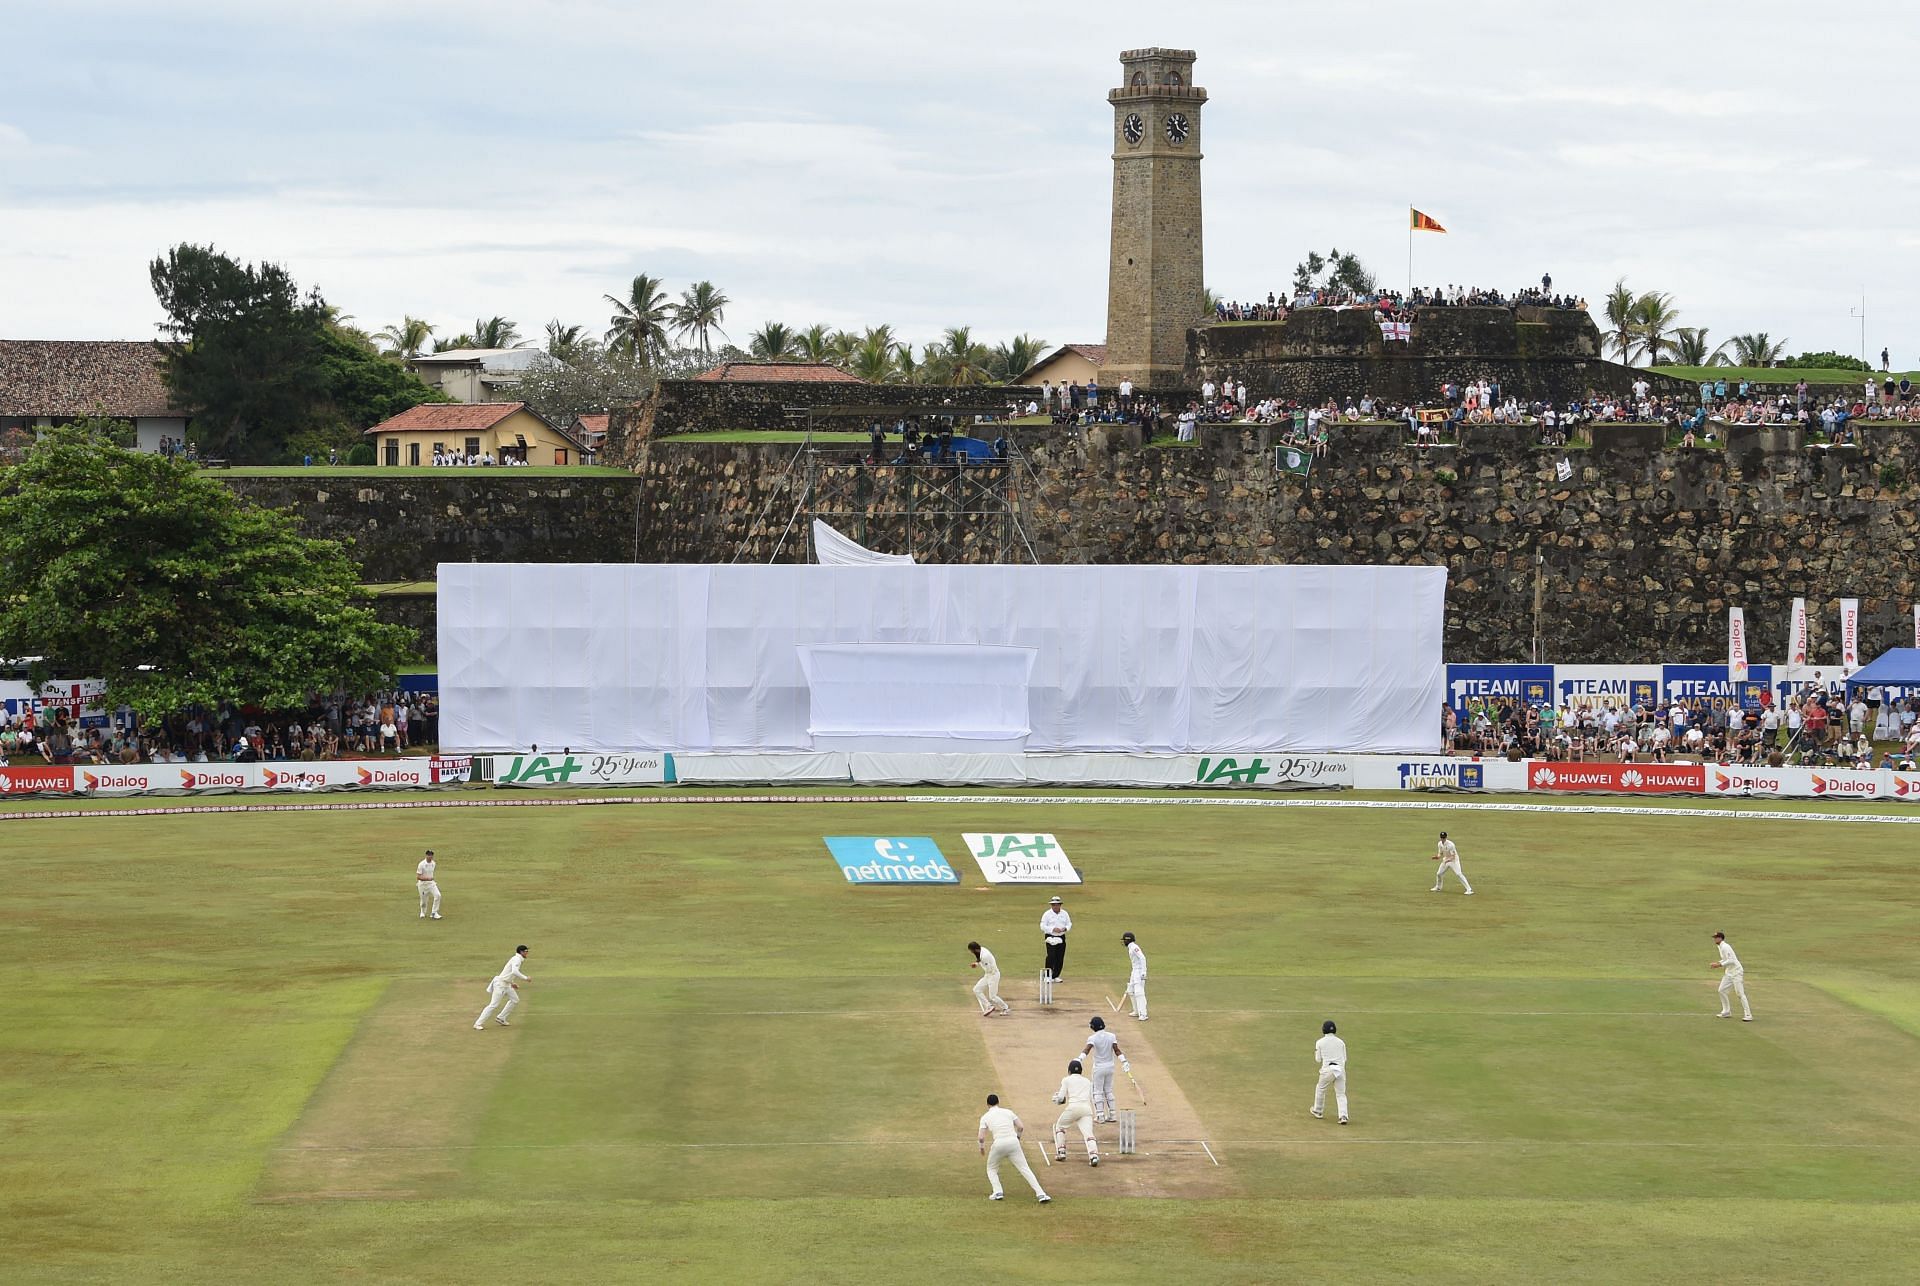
227;424;1920;665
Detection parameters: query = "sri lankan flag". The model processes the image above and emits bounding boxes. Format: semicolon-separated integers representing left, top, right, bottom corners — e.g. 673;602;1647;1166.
1410;207;1446;233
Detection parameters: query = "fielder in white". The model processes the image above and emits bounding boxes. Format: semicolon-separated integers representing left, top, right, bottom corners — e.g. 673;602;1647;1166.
1311;1019;1349;1124
1711;932;1753;1021
474;945;530;1029
968;941;1011;1017
416;849;442;919
1051;1059;1099;1165
1122;931;1148;1020
1081;1015;1130;1123
978;1094;1050;1202
1431;830;1474;894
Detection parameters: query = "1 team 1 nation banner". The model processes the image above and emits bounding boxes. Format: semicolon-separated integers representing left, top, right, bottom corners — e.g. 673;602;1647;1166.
1526;762;1705;794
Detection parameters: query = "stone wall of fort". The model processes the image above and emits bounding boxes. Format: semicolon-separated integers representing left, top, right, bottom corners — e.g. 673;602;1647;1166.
227;422;1920;665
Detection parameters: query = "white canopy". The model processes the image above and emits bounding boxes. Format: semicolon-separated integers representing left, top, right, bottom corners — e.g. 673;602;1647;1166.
812;519;915;565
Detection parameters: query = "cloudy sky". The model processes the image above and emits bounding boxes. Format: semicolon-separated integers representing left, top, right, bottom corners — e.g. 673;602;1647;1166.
3;1;1907;361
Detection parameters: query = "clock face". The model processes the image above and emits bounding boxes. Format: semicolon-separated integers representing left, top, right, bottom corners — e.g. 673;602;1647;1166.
1122;113;1144;146
1164;112;1191;144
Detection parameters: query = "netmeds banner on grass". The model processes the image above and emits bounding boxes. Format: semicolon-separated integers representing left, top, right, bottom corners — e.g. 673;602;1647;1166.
825;836;959;885
1446;665;1554;712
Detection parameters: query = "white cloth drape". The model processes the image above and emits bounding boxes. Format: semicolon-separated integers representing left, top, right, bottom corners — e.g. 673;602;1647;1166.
813;520;914;565
438;563;1446;754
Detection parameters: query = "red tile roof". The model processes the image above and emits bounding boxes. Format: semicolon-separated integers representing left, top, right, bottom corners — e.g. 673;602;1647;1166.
363;401;531;434
0;340;181;418
574;413;610;437
693;361;865;384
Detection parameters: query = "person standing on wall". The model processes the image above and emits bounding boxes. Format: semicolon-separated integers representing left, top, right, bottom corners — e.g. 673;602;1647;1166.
1041;896;1072;981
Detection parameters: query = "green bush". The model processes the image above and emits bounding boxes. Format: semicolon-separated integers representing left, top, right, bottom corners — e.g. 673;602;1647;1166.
345;443;375;467
1433;467;1457;483
1783;351;1871;372
1879;463;1904;490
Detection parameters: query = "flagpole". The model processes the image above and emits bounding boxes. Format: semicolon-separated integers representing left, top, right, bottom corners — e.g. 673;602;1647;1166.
1407;206;1413;298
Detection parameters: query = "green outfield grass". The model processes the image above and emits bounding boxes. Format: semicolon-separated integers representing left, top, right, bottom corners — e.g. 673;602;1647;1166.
7;797;1920;1283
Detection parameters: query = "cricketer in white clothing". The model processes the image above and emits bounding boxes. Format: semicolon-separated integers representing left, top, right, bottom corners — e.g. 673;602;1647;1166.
978;1095;1049;1202
475;946;530;1029
969;941;1011;1016
1711;932;1753;1020
1051;1061;1099;1164
1311;1020;1349;1123
416;849;442;919
1082;1016;1128;1122
1123;932;1148;1020
1432;831;1474;894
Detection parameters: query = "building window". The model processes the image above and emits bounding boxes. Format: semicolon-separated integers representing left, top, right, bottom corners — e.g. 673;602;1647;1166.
408;441;420;466
384;439;400;466
466;437;481;458
1164;70;1182;86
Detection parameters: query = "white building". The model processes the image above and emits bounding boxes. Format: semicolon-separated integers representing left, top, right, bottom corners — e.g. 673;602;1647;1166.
405;348;556;403
0;340;189;452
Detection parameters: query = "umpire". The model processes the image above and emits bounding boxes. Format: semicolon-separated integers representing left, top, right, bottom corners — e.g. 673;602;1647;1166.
1041;895;1072;981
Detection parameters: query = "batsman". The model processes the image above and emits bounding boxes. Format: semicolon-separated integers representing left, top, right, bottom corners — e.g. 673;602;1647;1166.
1122;931;1148;1020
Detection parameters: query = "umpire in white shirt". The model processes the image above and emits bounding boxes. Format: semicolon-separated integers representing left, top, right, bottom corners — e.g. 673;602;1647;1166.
1041;896;1072;981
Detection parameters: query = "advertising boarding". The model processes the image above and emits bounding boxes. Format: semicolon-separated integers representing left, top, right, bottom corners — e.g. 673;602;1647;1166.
0;679;112;728
492;751;676;786
1526;762;1705;794
1554;665;1660;711
1706;766;1886;799
1662;664;1772;710
1446;665;1554;713
1189;754;1353;788
963;833;1081;884
825;836;959;885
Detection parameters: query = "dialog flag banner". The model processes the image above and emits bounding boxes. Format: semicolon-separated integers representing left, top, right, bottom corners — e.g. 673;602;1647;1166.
1277;445;1314;478
1789;596;1809;665
1729;607;1749;681
1410;207;1447;233
1840;598;1860;668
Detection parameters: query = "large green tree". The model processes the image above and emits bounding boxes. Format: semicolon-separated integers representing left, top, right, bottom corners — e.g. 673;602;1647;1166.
670;281;731;356
604;274;673;364
0;431;412;719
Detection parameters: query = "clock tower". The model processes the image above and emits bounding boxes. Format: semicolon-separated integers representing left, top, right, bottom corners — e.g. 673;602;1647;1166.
1102;48;1206;392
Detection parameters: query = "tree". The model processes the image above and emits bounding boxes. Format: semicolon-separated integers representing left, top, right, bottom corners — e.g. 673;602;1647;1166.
149;243;331;461
0;430;413;720
990;334;1050;383
544;320;592;364
1780;350;1871;372
1602;278;1638;364
847;335;898;384
375;316;434;358
1668;328;1727;367
1630;291;1682;366
1726;332;1789;367
793;323;835;364
827;330;859;366
669;281;730;356
604;274;672;364
1292;247;1376;297
893;344;923;384
511;346;660;425
927;326;993;385
749;322;797;360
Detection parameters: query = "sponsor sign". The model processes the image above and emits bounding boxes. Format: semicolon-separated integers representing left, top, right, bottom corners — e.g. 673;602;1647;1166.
1728;608;1749;682
1527;762;1705;794
1446;665;1554;712
1788;598;1809;665
962;833;1081;884
0;765;77;794
1190;754;1353;788
1839;598;1860;668
177;766;256;791
430;755;473;784
1394;760;1486;791
1708;766;1886;799
1554;665;1660;711
1890;773;1920;801
1662;664;1772;710
0;678;110;723
824;836;958;885
76;766;176;795
493;751;677;787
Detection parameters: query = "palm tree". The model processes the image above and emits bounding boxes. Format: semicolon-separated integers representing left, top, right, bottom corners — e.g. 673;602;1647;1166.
603;274;673;364
669;281;731;355
435;316;523;351
990;334;1050;383
749;321;797;361
1727;332;1789;368
931;326;993;385
893;344;922;385
1669;328;1727;368
793;323;835;364
544;320;590;364
827;330;859;366
375;315;434;358
1630;291;1681;366
1203;286;1223;319
1603;278;1637;364
848;335;898;384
